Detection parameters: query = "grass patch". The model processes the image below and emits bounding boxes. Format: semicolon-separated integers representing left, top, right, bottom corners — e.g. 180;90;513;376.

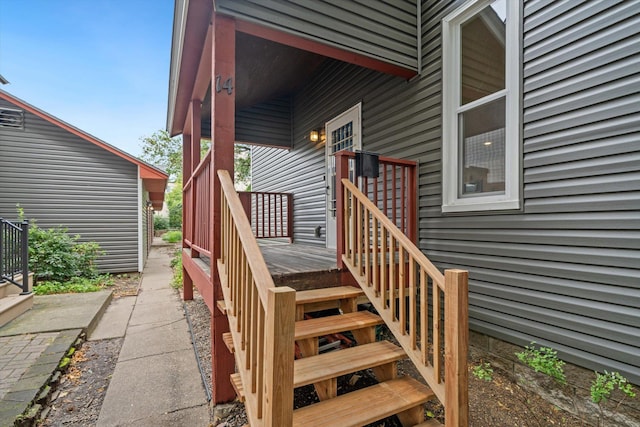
162;230;182;243
34;275;114;295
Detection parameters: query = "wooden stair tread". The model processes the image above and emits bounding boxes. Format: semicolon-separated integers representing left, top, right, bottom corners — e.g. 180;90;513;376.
294;340;405;388
295;286;364;305
222;332;234;353
292;377;434;427
230;373;244;402
294;311;383;341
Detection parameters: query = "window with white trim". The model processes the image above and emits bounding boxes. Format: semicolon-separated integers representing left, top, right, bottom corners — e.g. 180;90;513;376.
441;0;520;212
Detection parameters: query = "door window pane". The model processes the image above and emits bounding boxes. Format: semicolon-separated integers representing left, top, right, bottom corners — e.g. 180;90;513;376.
459;97;505;196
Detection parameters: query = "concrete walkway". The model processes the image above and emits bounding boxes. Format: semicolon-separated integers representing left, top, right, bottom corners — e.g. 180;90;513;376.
0;241;209;426
96;246;209;426
0;291;111;425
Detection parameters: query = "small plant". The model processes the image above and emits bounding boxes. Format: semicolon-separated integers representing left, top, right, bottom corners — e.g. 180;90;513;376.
516;342;566;384
170;250;183;289
590;371;636;426
591;370;635;404
472;362;493;382
34;275;112;295
162;230;182;244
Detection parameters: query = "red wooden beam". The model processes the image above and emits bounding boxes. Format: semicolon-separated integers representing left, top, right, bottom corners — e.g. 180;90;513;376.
235;20;416;80
335;151;350;270
210;13;237;404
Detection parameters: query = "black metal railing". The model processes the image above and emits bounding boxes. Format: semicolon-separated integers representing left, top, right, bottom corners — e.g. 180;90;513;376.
0;218;30;294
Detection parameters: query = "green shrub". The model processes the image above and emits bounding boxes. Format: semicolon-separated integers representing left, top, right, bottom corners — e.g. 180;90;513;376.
17;206;103;283
154;215;169;231
168;202;182;229
28;225;103;283
162;230;182;243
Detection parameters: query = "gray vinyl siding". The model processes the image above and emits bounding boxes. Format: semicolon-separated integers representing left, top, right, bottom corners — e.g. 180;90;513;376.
252;0;640;383
215;0;418;71
236;96;292;147
424;0;640;384
0;98;140;273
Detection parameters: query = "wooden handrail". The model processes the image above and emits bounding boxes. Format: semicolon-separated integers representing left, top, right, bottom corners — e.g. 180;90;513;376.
341;178;469;425
217;169;295;427
335;151;418;269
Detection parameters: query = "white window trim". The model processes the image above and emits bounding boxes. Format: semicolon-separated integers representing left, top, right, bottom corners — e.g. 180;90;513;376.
441;0;521;213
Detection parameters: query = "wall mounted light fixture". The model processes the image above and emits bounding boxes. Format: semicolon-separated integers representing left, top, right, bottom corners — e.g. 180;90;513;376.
310;129;319;142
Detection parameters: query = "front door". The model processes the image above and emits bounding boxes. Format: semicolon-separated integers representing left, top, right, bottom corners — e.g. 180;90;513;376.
325;103;361;249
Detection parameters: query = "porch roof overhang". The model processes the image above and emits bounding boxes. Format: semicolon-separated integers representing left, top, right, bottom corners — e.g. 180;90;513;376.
166;0;418;138
0;89;168;211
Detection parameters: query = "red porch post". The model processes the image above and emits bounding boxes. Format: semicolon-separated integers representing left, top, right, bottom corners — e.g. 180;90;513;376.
189;100;202;262
210;13;236;404
182;132;193;301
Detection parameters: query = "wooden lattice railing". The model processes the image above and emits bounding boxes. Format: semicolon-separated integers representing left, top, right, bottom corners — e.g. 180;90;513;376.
341;178;469;426
238;191;293;241
217;169;296;427
183;150;211;257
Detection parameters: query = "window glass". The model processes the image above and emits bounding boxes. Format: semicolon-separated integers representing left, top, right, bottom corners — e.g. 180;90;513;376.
459;97;505;196
460;0;506;105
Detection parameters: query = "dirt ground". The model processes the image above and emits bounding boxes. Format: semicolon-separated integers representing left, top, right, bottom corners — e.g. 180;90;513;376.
40;279;591;427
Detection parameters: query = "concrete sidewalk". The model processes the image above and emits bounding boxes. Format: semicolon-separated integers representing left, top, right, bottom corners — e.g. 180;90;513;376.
96;246;209;426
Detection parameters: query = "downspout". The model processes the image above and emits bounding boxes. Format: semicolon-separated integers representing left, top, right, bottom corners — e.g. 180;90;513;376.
137;166;144;272
417;0;422;75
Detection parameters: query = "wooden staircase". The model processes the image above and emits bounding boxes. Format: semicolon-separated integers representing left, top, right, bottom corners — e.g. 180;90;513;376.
222;286;439;426
216;169;465;427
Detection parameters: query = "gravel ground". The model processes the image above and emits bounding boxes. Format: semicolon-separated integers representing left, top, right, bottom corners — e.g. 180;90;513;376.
39;338;123;426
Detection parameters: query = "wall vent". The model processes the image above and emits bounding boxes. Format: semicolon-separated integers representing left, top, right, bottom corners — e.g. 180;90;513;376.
0;108;24;129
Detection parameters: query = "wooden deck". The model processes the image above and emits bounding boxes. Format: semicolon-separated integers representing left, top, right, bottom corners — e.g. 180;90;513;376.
258;240;337;276
193;240;337;279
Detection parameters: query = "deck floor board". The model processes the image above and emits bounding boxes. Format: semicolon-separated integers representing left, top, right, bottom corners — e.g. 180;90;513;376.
258;241;336;276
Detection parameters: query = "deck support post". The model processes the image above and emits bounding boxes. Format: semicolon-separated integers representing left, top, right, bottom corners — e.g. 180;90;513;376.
444;269;469;427
210;13;237;404
182;131;194;301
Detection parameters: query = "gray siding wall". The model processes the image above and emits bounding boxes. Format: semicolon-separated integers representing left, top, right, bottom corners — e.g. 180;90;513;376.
252;1;640;383
236;96;292;148
216;0;418;71
0;99;141;273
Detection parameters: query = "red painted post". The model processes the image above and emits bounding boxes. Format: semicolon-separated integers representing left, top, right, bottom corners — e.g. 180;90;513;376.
335;151;350;269
287;193;293;243
182;133;193;301
189;99;202;267
407;164;418;244
210;13;237;404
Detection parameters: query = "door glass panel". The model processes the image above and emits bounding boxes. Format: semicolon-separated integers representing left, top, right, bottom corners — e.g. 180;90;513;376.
459;96;506;196
460;0;506;105
329;121;354;217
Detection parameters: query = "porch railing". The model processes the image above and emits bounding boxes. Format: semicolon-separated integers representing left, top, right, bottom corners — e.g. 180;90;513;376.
184;150;212;257
238;192;293;242
335;150;417;268
217;169;296;427
341;179;469;426
0;218;30;294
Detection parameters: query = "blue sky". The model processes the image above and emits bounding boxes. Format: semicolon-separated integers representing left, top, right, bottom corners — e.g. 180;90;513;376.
0;0;174;157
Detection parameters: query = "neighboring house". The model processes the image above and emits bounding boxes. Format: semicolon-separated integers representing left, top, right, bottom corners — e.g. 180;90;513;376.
168;0;640;412
0;89;168;273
